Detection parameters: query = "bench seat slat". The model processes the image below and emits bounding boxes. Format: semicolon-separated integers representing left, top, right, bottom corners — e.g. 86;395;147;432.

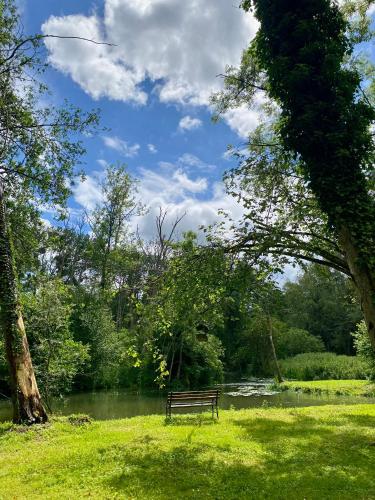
169;389;218;393
168;400;217;404
168;392;218;397
168;396;217;401
170;402;214;407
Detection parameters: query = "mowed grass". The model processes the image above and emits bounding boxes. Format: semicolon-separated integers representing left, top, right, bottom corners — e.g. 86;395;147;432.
281;379;375;397
1;405;375;499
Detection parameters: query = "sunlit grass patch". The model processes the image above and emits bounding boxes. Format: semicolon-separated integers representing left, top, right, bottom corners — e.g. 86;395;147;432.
280;379;375;396
0;404;375;499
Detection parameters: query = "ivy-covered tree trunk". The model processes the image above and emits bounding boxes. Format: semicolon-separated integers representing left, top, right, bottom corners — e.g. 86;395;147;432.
245;0;375;348
339;227;375;349
0;180;47;424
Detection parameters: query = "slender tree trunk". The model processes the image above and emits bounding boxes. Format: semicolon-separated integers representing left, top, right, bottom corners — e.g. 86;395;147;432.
116;289;125;330
168;340;176;383
0;180;47;424
176;337;183;380
267;315;283;383
339;227;375;350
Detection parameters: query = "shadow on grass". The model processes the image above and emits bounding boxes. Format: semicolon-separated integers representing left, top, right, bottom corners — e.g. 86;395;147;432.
164;414;218;427
0;423;12;437
340;414;375;428
102;414;375;499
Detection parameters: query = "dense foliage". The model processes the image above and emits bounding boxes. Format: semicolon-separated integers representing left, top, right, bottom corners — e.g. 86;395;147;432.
280;352;369;381
0;1;372;411
0;182;367;396
213;0;375;350
283;265;362;354
352;320;375;379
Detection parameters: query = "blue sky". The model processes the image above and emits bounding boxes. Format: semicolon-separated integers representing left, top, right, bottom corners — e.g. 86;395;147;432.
19;0;262;240
19;0;375;267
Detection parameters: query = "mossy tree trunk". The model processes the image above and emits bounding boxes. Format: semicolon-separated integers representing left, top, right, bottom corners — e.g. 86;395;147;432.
0;180;47;424
339;227;375;350
244;0;375;349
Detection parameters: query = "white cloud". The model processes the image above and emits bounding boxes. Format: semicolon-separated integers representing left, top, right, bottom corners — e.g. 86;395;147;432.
222;149;234;161
138;167;207;201
42;1;259;134
40;218;52;228
97;159;109;168
224;104;261;139
132;163;242;241
102;135;140;157
172;170;207;193
178;153;216;172
42;15;147;104
71;156;242;243
72;175;103;210
178;115;202;131
148;143;157;154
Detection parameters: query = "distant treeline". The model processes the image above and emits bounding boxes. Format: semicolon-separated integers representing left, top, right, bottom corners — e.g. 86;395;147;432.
0;164;367;402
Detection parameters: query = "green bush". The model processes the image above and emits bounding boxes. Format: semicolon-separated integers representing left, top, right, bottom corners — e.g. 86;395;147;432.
274;326;325;359
280;352;369;380
352;321;375;380
22;280;90;403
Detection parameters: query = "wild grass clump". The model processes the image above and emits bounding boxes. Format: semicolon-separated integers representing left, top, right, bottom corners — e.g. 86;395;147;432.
280;352;369;380
67;414;92;426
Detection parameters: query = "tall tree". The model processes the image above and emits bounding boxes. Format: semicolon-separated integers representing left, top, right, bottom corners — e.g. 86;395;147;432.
89;164;142;291
215;0;375;346
0;0;98;423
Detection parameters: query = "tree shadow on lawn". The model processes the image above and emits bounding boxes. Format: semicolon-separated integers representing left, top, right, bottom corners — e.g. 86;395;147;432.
164;414;219;427
103;415;375;499
234;411;375;441
339;413;375;429
0;424;11;437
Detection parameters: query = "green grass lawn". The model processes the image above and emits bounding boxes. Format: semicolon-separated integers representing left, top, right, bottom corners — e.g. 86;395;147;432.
1;404;375;499
280;379;375;396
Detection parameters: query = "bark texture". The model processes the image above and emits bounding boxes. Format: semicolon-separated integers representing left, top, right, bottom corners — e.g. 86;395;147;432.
0;180;47;424
339;227;375;350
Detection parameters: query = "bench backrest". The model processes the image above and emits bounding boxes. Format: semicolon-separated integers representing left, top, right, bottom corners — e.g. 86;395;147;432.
167;390;219;403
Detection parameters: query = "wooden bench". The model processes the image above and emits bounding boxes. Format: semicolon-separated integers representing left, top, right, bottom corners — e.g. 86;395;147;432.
166;390;220;418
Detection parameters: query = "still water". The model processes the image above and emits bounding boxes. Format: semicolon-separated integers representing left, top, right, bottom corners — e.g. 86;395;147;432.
0;380;374;422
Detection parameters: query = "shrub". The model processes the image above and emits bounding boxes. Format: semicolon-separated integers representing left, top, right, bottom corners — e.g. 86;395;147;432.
67;414;92;426
274;326;325;359
22;280;90;403
280;352;369;380
352;321;375;380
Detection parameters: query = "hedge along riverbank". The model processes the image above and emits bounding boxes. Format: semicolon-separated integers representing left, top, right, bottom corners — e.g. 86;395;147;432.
279;352;369;380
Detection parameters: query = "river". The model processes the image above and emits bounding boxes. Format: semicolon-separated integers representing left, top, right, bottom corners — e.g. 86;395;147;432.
0;380;374;421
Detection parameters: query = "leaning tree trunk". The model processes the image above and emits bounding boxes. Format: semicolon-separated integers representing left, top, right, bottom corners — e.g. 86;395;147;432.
0;180;47;424
267;315;283;383
339;227;375;350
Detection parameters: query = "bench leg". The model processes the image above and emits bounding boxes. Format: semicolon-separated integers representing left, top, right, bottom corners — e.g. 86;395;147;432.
166;405;171;419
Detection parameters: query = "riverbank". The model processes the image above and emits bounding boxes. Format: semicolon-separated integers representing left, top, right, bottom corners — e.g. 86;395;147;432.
279;379;375;397
1;404;374;499
4;380;375;422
